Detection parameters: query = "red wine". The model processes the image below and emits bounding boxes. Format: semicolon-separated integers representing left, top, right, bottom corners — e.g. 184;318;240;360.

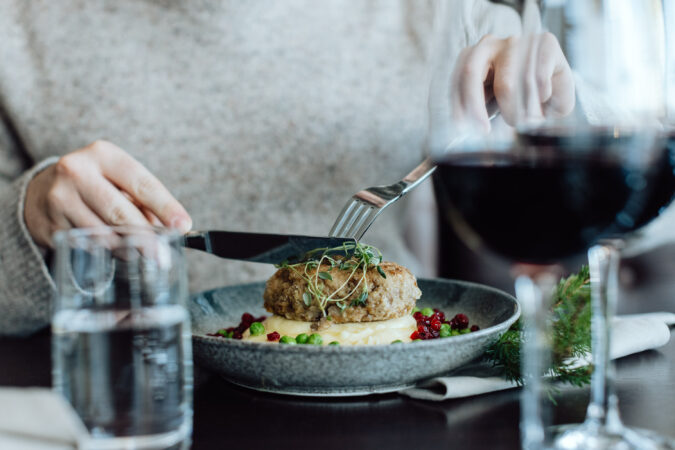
433;130;674;264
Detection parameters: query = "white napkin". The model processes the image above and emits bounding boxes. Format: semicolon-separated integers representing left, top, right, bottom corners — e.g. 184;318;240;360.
0;388;88;450
400;312;675;401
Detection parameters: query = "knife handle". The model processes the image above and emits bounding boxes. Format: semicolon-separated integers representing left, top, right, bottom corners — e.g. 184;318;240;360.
182;231;211;253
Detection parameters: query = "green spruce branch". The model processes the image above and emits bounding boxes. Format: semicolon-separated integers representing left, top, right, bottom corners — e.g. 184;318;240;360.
483;266;592;387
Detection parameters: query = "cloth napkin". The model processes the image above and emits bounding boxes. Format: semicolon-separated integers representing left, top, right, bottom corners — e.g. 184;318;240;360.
0;388;87;450
400;312;675;401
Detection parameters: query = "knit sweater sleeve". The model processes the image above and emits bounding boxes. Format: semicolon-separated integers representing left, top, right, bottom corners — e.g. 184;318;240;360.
467;0;522;43
0;118;58;336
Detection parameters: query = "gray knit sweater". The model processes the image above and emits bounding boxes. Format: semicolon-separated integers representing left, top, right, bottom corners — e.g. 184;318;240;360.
0;0;519;336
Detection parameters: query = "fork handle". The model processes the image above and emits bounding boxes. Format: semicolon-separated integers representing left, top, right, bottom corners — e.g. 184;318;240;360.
400;157;437;196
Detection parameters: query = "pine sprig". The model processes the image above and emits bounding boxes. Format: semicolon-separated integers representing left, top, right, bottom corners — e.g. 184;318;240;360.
483;266;592;387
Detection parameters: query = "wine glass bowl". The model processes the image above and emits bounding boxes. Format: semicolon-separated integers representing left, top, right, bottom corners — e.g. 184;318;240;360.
433;128;666;265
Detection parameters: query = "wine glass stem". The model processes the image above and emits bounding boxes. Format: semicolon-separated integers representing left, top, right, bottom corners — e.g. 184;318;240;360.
516;269;559;450
586;242;624;431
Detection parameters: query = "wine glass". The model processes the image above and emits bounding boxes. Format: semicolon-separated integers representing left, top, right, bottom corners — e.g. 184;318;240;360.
427;0;673;448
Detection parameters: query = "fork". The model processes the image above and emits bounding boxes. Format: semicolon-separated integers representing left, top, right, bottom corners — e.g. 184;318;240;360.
328;157;436;240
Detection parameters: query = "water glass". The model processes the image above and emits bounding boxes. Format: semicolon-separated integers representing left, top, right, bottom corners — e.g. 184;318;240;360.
51;226;193;450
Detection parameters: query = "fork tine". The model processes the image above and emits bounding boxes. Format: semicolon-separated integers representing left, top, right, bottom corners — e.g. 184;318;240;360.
339;203;369;238
353;208;383;241
346;206;378;240
329;200;360;237
341;204;374;239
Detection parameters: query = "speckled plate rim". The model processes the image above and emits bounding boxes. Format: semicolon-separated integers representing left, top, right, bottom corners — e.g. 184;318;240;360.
191;278;521;351
226;379;417;397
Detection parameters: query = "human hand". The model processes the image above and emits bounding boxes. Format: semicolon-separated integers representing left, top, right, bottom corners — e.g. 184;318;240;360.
24;140;192;248
451;32;575;131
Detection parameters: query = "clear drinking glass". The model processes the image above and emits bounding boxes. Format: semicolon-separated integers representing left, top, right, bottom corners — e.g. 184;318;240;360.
51;226;193;450
428;0;670;448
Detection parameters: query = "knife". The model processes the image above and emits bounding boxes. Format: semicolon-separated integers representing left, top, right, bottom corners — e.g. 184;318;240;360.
182;230;357;265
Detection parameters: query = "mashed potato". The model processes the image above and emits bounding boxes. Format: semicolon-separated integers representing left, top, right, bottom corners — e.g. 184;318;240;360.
243;314;416;345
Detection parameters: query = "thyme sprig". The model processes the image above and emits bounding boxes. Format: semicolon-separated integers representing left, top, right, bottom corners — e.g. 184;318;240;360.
484;266;592;388
276;242;386;316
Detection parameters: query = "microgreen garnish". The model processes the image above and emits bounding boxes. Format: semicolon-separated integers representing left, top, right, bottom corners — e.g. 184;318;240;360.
351;289;368;307
302;292;312;307
275;242;385;316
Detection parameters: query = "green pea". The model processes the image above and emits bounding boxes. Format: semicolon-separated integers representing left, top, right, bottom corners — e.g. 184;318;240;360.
451;329;460;336
295;333;309;344
217;329;229;337
460;328;471;335
412;339;422;342
440;323;451;334
411;307;421;315
391;340;403;344
279;336;297;345
328;341;340;346
308;333;323;345
421;307;434;317
439;327;451;338
249;322;265;336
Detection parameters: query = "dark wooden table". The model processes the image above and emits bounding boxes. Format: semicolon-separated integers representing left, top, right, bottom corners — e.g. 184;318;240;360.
1;259;673;450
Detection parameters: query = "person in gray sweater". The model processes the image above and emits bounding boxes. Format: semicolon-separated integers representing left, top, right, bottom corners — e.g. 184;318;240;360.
0;0;572;336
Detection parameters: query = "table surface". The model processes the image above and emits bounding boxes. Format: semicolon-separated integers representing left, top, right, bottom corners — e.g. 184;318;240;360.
1;272;673;450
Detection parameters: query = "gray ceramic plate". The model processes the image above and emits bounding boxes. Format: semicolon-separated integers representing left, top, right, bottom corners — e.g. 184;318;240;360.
190;278;519;397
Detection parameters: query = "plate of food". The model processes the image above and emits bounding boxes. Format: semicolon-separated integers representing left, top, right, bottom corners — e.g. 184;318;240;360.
190;243;519;396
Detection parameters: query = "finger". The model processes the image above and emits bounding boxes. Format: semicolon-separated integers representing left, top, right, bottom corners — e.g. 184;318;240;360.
536;33;575;117
450;47;471;125
42;212;73;247
45;189;75;230
523;34;545;121
41;181;77;246
86;141;192;232
535;34;557;103
62;193;107;229
455;35;504;132
76;174;153;228
492;37;521;125
548;66;575;117
122;192;163;227
143;209;163;227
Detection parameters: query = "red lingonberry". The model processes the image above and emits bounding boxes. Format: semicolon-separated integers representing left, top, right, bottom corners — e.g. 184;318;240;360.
410;331;420;340
413;311;423;321
418;324;429;334
241;313;254;325
267;331;280;341
470;325;480;332
452;313;469;330
232;331;243;340
430;319;442;331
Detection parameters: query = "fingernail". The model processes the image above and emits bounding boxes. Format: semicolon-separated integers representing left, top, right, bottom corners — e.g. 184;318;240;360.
171;216;192;233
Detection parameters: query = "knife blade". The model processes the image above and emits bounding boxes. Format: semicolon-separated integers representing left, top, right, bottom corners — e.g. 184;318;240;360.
182;230;356;265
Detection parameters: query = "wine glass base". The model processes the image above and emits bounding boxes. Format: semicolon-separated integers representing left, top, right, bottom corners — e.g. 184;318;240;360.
550;423;675;450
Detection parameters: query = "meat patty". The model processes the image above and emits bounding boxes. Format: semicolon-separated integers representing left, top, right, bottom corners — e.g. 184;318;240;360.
263;261;422;323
